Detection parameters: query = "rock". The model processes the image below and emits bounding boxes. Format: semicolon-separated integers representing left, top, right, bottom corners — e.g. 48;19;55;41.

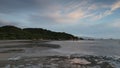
8;56;21;61
100;62;114;68
70;58;91;65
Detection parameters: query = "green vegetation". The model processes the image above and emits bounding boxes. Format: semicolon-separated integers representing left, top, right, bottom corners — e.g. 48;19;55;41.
0;25;80;40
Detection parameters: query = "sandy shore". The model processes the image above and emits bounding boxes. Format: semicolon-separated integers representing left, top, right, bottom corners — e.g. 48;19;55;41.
0;40;60;60
0;40;120;68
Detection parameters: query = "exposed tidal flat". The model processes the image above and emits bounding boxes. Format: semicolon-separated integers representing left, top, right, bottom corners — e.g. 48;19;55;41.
0;40;120;68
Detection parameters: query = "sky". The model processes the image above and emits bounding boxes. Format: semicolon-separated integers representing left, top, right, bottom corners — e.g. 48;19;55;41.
0;0;120;39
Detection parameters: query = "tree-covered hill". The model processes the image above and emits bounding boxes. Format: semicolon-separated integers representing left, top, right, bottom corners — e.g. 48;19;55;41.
0;25;80;40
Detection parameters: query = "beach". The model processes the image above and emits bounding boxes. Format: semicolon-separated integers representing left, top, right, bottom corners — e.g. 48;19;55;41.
0;40;120;68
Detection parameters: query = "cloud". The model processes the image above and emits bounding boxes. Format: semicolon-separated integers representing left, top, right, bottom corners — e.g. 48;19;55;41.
25;0;120;26
111;22;120;28
0;0;34;13
29;0;88;23
0;0;119;23
88;4;98;10
109;19;120;28
0;0;54;14
29;10;85;24
35;0;120;23
0;0;120;25
91;10;112;20
91;1;120;20
111;1;120;11
0;19;11;26
47;9;85;23
0;19;20;26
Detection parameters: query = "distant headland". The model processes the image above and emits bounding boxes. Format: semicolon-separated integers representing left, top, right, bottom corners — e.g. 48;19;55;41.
0;25;83;40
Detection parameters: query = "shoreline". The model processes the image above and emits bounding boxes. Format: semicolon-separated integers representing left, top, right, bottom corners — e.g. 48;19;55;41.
0;40;120;68
0;55;119;68
0;40;60;60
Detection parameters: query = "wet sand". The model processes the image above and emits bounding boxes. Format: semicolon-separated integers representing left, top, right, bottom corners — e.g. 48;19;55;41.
0;40;60;60
0;40;120;68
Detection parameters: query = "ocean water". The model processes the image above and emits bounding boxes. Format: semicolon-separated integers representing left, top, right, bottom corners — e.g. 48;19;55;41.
49;40;120;57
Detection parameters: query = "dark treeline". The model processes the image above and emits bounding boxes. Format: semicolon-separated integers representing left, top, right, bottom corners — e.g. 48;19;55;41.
0;25;82;40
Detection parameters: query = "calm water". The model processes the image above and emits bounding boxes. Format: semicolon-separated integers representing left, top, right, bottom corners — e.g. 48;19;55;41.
49;40;120;57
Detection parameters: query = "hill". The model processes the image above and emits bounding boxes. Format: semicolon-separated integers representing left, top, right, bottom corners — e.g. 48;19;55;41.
0;25;79;40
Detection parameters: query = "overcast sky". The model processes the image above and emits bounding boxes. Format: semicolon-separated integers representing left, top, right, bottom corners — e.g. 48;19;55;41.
0;0;120;39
